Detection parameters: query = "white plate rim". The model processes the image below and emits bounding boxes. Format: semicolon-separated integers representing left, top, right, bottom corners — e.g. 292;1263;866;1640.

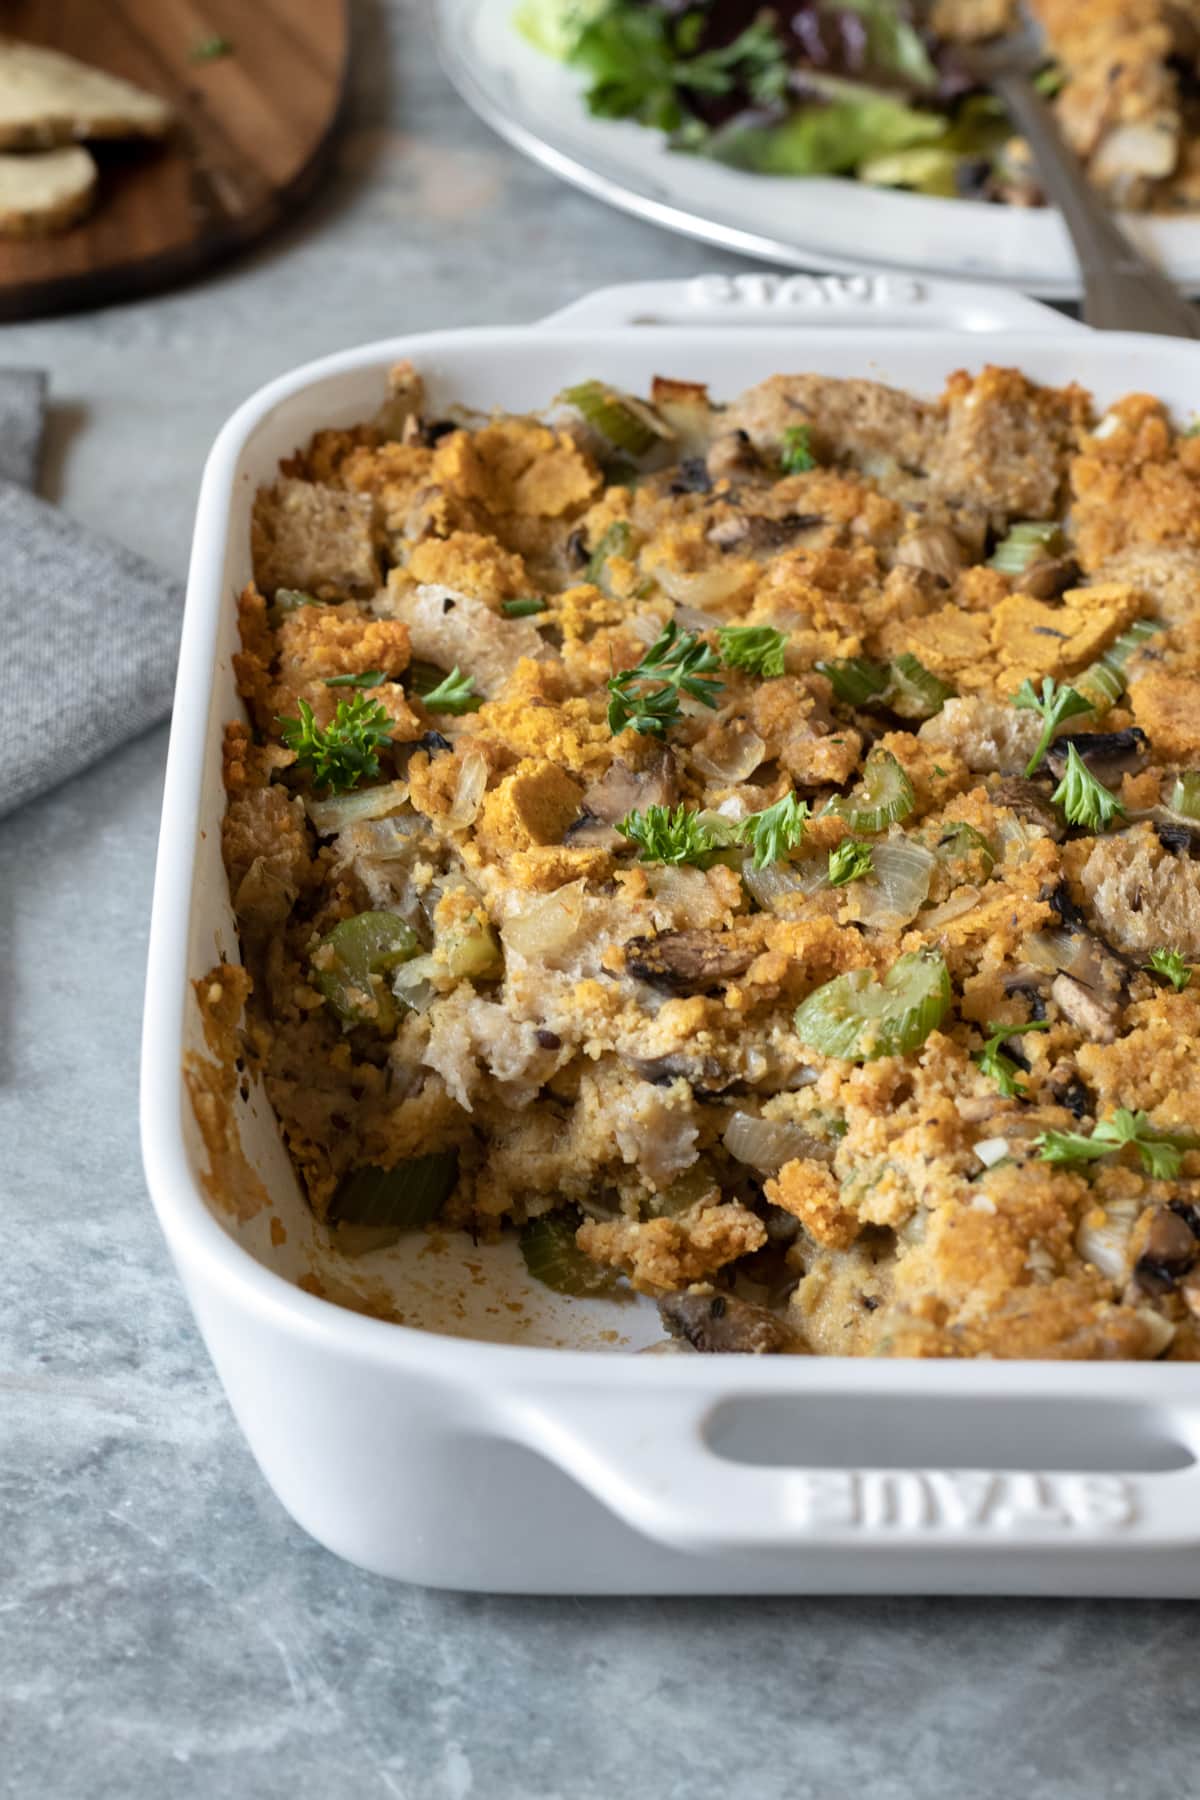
436;0;1200;299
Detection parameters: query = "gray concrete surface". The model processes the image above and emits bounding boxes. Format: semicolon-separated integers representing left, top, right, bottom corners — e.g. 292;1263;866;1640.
2;4;1198;1796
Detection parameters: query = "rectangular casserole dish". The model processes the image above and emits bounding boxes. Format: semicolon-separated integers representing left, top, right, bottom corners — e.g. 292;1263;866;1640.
141;272;1200;1595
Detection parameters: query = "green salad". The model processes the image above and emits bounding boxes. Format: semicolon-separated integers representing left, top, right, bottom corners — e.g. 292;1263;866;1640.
515;0;1031;197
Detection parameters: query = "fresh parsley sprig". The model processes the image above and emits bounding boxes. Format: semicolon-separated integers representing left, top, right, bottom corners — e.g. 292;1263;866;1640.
1012;676;1093;777
616;804;729;866
421;666;482;715
278;695;394;794
828;838;874;887
974;1019;1050;1099
606;621;723;737
780;424;816;473
1146;947;1194;993
739;792;810;870
717;624;787;679
1036;1108;1200;1180
1050;742;1127;833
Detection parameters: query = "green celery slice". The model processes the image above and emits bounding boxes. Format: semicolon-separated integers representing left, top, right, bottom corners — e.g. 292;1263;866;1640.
987;521;1063;574
328;1152;459;1229
933;821;995;878
314;910;421;1031
561;381;673;460
816;656;890;706
886;653;954;720
794;947;951;1063
1075;617;1164;715
1171;773;1200;820
830;749;916;834
519;1214;623;1296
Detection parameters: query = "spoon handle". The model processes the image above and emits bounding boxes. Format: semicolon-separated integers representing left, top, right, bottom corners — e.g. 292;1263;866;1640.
993;71;1200;336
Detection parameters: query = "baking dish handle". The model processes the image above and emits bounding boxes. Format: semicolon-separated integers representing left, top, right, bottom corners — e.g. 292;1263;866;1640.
505;1393;1200;1556
538;273;1084;335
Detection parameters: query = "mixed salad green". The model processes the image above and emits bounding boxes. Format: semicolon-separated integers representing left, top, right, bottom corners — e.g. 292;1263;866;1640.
515;0;1028;197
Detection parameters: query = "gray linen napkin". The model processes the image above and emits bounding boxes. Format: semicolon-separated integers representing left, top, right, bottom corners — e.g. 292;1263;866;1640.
0;370;182;821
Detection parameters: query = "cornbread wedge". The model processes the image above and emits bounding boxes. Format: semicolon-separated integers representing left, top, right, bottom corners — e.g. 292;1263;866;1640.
0;143;95;235
0;39;171;150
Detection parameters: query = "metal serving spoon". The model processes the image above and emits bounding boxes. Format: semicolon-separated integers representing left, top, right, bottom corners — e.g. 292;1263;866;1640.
959;10;1200;335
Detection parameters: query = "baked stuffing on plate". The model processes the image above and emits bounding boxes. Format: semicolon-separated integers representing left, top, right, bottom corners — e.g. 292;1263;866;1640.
212;357;1200;1358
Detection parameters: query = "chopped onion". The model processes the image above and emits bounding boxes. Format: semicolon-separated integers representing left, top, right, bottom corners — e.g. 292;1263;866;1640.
628;610;667;646
650;561;748;611
392;952;440;1013
1076;1203;1138;1282
919;885;981;929
307;781;409;836
692;722;767;784
724;1111;816;1175
674;603;723;633
446;750;488;831
742;854;829;913
502;880;588;965
852;838;934;929
1023;928;1088;976
337;815;428;863
1135;1309;1176;1358
975;1136;1010;1168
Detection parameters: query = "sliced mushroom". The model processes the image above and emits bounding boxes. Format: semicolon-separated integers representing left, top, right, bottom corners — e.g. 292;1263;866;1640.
894;525;963;583
1130;1203;1200;1296
1020;555;1081;600
708;511;825;554
1051;972;1121;1042
567;749;679;849
585;749;678;824
632;1052;737;1093
668;458;713;496
990;776;1065;841
1043;728;1148;788
625;930;757;994
659;1289;796;1354
1155;822;1200;857
1046;1061;1093;1120
705;428;763;484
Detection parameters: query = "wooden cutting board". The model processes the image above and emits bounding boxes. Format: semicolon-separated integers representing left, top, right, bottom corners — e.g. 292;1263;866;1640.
0;0;349;321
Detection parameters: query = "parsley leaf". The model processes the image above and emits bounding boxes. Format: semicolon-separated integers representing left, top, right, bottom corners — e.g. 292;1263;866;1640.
616;804;729;866
1050;741;1127;832
278;695;394;794
974;1018;1050;1099
738;792;810;869
501;597;548;618
827;838;874;887
420;666;482;715
191;32;234;61
606;621;723;737
1146;947;1194;992
326;669;387;690
780;424;816;473
1036;1108;1200;1179
717;624;787;679
1012;676;1094;777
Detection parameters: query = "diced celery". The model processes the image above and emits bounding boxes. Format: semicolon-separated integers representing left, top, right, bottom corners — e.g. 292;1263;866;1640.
794;947;951;1063
561;381;674;460
519;1214;623;1296
314;911;421;1031
829;749;916;834
328;1152;459;1232
987;521;1062;574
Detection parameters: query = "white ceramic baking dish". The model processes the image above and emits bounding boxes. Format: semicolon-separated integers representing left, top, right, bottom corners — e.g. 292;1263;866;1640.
142;273;1200;1595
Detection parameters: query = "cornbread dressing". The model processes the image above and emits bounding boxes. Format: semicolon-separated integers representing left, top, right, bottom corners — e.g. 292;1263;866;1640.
213;358;1200;1359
